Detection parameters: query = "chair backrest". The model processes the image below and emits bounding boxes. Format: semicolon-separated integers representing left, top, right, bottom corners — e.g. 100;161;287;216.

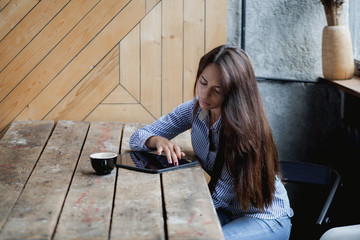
280;161;341;240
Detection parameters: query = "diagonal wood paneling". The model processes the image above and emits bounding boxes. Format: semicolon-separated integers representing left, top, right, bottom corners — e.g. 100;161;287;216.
0;0;71;73
15;0;144;121
44;46;119;121
0;1;12;12
0;0;132;123
0;0;40;41
0;0;227;135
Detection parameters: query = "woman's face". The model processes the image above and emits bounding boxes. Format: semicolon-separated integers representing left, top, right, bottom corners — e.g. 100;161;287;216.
197;63;222;112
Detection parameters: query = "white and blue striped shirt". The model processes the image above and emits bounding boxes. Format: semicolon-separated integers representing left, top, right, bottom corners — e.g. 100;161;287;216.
130;98;294;219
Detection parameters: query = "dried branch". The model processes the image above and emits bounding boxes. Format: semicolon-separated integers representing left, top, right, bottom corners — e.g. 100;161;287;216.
321;0;345;26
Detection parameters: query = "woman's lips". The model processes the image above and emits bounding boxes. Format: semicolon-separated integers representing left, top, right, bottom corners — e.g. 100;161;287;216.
200;99;209;107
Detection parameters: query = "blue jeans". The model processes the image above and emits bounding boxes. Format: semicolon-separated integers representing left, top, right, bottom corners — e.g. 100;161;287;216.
217;209;292;240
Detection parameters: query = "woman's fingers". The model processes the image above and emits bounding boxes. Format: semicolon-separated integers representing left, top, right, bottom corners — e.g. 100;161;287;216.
173;145;185;166
171;149;179;165
174;145;182;159
163;145;178;165
160;143;181;166
164;147;173;164
157;145;163;156
156;140;184;166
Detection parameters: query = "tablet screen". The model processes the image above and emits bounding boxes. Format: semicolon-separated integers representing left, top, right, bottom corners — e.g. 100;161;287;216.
116;151;198;173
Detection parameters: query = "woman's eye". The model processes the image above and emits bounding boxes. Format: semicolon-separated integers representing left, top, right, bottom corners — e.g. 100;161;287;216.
199;80;207;85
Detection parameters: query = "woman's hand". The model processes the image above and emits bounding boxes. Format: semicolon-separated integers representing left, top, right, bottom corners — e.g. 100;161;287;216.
145;136;185;166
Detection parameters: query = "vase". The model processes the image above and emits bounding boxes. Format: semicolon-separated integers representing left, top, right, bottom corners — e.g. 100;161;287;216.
322;25;354;80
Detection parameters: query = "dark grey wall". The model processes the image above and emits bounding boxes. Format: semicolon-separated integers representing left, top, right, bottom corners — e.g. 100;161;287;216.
258;81;341;164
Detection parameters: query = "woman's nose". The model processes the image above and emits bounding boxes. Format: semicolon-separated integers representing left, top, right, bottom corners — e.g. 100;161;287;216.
205;88;214;98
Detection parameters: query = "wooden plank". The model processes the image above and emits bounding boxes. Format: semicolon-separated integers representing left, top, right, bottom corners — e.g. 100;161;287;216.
141;2;162;118
162;0;183;115
0;0;11;12
162;166;224;240
205;0;227;52
0;120;54;231
0;0;69;72
145;0;159;13
120;24;140;102
54;122;122;240
0;0;99;100
121;123;147;153
0;120;89;239
102;85;138;104
44;46;119;121
110;168;164;240
0;124;9;139
9;0;146;131
0;0;39;41
84;104;156;124
183;0;205;102
0;0;132;131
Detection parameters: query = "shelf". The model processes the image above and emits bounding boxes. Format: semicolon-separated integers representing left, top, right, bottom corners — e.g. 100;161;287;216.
321;75;360;98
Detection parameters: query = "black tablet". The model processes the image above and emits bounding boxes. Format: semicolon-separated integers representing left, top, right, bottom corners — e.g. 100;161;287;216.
116;151;199;173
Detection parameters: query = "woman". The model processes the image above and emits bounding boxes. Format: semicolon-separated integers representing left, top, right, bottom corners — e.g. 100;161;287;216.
129;44;293;240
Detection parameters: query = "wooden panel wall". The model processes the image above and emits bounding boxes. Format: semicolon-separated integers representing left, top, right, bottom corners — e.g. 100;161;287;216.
0;0;227;135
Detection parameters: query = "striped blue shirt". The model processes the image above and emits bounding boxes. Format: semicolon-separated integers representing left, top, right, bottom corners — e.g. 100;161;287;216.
130;98;294;219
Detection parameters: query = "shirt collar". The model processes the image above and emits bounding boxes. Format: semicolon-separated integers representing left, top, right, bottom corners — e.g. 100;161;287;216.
198;108;222;132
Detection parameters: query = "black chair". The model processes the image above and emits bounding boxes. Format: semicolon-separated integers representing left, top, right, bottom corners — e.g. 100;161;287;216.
280;161;341;240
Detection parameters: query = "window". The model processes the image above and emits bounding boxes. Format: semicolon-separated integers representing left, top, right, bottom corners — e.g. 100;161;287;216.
349;0;359;75
349;0;359;60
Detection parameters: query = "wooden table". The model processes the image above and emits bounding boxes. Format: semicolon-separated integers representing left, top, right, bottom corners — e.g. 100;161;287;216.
0;120;223;240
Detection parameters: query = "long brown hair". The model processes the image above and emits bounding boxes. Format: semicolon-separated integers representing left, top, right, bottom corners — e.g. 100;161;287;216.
194;45;280;210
